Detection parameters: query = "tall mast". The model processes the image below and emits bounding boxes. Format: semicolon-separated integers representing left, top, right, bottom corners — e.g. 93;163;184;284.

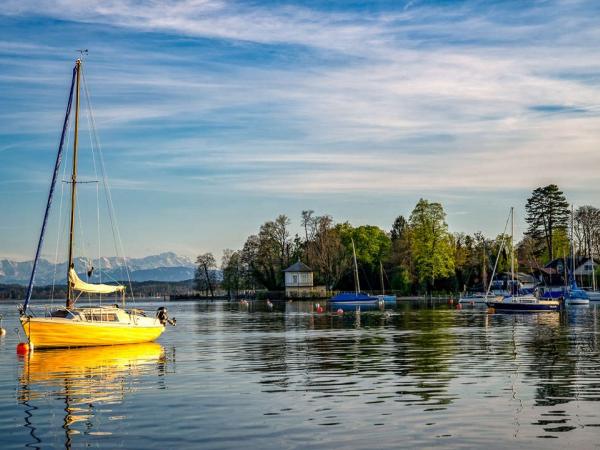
482;242;487;293
67;59;81;309
380;260;385;295
510;206;514;296
352;238;360;294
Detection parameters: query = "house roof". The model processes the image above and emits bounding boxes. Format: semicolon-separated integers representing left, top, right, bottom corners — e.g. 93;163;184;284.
283;261;312;272
545;257;598;270
494;272;537;283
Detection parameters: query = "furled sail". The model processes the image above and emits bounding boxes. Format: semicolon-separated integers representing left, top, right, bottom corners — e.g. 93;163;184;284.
68;268;125;294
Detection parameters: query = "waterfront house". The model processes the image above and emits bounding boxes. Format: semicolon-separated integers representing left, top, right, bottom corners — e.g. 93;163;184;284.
283;261;326;298
539;257;599;287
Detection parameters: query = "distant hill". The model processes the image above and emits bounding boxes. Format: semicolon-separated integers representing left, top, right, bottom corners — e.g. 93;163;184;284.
0;252;198;285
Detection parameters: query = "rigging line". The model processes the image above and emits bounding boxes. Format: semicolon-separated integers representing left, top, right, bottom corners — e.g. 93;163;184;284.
82;72;135;301
23;63;77;313
486;209;512;297
82;71;125;288
75;189;92;304
82;76;103;302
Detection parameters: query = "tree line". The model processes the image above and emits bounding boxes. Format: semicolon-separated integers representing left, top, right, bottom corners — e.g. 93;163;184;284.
194;184;600;296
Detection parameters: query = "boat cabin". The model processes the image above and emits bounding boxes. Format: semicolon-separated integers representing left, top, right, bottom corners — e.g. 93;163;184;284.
48;306;146;323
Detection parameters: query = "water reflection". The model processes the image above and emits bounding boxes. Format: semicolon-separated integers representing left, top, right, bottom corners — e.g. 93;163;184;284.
3;301;600;448
18;343;167;449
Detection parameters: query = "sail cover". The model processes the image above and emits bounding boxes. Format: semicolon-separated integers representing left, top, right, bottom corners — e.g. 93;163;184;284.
68;268;125;294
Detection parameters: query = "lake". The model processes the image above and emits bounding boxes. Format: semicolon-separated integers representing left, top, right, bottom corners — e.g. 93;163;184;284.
1;299;599;449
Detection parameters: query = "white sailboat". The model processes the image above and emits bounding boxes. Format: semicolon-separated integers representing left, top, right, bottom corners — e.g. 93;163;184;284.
487;208;560;312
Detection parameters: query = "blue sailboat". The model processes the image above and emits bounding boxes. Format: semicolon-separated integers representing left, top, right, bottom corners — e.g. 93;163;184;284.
330;239;383;307
564;208;589;306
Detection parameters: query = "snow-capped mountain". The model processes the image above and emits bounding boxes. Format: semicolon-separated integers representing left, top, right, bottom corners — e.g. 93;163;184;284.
0;252;196;285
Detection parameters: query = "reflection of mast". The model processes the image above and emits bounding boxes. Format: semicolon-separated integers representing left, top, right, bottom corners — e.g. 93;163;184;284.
63;391;73;450
22;400;42;449
18;344;166;449
510;207;515;295
509;319;522;439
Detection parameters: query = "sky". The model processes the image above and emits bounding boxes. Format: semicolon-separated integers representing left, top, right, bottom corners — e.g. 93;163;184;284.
1;0;600;261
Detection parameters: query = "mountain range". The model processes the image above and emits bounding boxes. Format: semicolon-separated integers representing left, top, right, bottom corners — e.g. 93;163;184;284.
0;252;197;285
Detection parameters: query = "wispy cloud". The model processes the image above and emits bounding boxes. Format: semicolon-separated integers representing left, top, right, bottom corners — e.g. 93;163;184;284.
1;0;600;257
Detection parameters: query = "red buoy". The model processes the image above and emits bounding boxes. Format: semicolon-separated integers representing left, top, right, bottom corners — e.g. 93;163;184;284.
336;308;344;315
316;306;324;313
16;342;30;355
455;304;462;310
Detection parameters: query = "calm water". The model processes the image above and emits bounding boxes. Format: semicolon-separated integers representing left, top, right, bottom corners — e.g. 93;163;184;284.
1;299;600;449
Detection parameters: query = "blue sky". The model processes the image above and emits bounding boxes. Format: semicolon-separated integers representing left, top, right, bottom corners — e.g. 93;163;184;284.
1;0;600;261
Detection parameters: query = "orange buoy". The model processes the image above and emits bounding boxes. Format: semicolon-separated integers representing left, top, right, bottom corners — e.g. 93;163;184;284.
16;342;30;355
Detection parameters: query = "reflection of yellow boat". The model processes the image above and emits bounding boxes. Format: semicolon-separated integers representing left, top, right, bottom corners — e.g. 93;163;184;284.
18;58;174;348
19;343;165;427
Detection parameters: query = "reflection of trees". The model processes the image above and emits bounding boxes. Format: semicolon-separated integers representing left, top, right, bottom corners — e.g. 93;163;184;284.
221;302;459;408
521;313;576;408
392;309;457;406
500;310;600;436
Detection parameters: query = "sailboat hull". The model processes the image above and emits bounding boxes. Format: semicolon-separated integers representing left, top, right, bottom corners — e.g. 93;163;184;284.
487;301;560;312
20;316;165;349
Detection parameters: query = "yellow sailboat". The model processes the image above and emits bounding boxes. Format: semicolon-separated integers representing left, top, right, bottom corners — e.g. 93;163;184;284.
19;58;174;349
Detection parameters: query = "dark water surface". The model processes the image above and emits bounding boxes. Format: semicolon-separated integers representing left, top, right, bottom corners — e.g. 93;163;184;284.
1;299;600;449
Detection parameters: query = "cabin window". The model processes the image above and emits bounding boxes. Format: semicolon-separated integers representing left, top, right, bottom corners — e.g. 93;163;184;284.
293;274;298;284
84;313;118;322
50;310;70;318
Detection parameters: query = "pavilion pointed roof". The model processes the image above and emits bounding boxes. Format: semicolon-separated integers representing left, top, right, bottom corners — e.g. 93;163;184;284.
283;261;312;272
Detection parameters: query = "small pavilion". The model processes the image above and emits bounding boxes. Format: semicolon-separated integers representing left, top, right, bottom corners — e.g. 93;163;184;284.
283;261;325;298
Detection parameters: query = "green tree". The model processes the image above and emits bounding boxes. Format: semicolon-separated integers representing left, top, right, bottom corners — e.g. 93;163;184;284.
389;215;414;293
390;215;409;241
301;210;315;243
305;215;350;289
240;215;296;290
337;224;391;268
525;184;569;261
409;199;455;291
221;249;246;298
574;206;600;257
195;252;217;297
334;223;391;291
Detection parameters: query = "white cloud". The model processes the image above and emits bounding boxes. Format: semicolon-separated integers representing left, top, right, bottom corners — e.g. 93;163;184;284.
2;0;600;197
